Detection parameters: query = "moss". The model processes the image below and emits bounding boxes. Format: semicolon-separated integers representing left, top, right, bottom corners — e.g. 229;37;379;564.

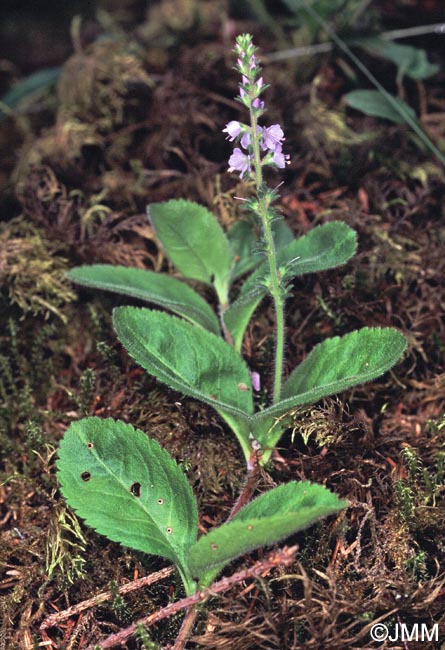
0;219;76;322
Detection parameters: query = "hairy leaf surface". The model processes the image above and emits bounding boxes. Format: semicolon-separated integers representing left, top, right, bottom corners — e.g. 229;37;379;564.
57;417;198;592
113;307;253;457
67;265;220;334
252;327;407;455
148;199;231;304
188;481;346;583
225;222;357;351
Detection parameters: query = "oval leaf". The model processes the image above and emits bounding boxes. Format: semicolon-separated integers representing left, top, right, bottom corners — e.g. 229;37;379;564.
225;222;357;351
57;417;198;591
279;221;357;281
113;307;253;458
67;265;220;334
242;222;357;294
0;66;60;120
188;481;346;583
148;199;231;305
344;89;417;124
252;327;407;455
282;327;406;400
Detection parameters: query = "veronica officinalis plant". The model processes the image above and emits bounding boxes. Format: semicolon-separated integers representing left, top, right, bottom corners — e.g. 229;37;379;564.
56;36;407;641
67;34;406;469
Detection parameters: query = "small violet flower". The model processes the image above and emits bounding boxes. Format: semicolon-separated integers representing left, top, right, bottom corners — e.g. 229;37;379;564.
240;131;251;149
228;147;252;178
223;121;242;141
272;148;290;169
261;124;285;153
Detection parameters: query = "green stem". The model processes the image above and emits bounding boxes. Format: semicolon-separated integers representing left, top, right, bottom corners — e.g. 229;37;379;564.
177;563;197;598
249;107;285;404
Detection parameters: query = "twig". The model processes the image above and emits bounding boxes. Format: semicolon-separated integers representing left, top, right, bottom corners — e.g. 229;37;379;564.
172;605;200;650
40;566;175;630
263;22;445;63
85;545;298;650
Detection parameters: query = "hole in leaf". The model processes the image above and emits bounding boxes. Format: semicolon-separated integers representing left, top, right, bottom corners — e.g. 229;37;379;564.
237;383;249;391
87;442;94;449
157;498;164;505
166;527;173;534
81;471;91;482
210;543;218;550
246;524;253;531
130;482;141;497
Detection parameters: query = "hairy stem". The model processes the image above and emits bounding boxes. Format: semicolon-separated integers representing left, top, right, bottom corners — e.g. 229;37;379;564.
227;457;261;521
249;107;285;403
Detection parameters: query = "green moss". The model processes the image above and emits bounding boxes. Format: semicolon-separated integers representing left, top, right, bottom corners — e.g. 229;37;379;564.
0;219;75;322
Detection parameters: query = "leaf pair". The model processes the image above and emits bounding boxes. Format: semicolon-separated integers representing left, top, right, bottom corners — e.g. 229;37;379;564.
57;417;347;595
68;199;357;350
68;199;407;465
112;307;406;463
224;220;357;350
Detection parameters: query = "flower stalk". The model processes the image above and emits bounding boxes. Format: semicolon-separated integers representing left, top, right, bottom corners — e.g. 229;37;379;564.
223;34;290;403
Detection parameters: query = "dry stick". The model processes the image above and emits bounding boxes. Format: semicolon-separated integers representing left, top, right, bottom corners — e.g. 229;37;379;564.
263;22;445;63
174;454;261;649
40;566;175;631
85;545;298;650
172;605;200;650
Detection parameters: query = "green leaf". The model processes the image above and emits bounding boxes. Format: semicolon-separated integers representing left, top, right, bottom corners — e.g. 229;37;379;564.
113;307;253;459
279;221;357;281
227;219;294;282
344;89;417;124
222;287;267;352
148;199;232;305
357;37;440;81
67;265;220;335
252;327;407;456
57;417;198;594
224;222;357;351
188;481;347;583
227;221;263;281
0;66;60;121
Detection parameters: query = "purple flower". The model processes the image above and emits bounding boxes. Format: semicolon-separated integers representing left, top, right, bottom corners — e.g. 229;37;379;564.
223;121;242;141
240;131;251;149
240;125;262;150
228;147;252;178
272;148;290;169
261;124;285;153
250;371;261;392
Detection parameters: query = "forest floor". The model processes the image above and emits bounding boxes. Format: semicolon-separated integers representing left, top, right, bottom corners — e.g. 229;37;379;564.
1;1;445;648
